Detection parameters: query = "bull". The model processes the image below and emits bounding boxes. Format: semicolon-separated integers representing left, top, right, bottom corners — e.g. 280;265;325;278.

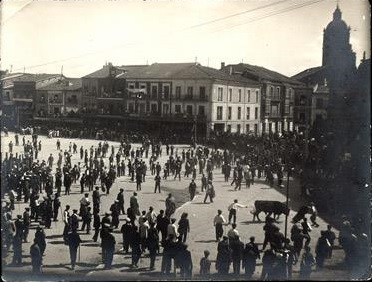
252;200;290;222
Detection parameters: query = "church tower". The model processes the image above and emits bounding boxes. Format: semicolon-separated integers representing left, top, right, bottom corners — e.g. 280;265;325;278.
322;4;356;85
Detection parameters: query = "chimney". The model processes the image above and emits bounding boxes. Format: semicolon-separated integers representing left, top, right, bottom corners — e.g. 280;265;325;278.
220;62;225;69
229;66;233;75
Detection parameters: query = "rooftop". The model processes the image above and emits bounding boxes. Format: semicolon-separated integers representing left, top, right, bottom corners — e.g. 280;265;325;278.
223;63;303;85
37;78;82;91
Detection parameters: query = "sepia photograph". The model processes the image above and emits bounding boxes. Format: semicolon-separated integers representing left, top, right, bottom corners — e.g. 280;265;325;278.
1;0;370;280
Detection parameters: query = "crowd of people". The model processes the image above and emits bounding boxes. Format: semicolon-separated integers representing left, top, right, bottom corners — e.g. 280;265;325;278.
1;128;369;279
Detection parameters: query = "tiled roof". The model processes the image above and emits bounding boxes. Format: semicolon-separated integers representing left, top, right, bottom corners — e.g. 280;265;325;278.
37;78;82;91
1;73;62;88
291;66;325;81
118;63;259;85
223;63;303;85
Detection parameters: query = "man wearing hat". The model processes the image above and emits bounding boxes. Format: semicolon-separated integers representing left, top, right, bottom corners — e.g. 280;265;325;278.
92;186;101;212
120;218;133;253
12;215;24;266
117;188;125;215
216;236;232;275
64;172;72;195
23;207;31;242
67;228;82;270
101;224;116;269
110;200;120;229
242;236;260;279
35;226;46;256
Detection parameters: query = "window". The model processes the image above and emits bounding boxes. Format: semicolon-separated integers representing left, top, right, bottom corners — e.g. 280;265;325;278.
175;105;181;114
175;86;181;99
316;98;324;109
246;124;250;133
216;106;223;120
128;103;134;113
270;86;274;98
228;107;232;120
254;124;258;135
128;83;135;89
151;103;157;113
163;104;169;115
246;107;250;120
299;113;305;122
256;90;259;103
227;125;231;132
276;87;280;98
199;86;206;100
229;89;232;102
140;83;146;90
198;106;205;116
217;87;223;101
186;105;193;115
288;88;293;99
271;105;279;116
237;107;241;120
151;85;158;99
187;87;193;99
238;89;242;102
300;96;306;105
163;85;170;99
247;90;251;102
255;107;258;119
5;91;10;101
237;124;241;134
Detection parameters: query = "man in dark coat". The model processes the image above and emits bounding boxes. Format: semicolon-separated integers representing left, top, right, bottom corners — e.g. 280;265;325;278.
35;226;46;256
23;207;31;242
92;186;101;212
230;235;244;276
110;200;120;229
53;193;61;222
117;189;125;215
176;243;193;278
120;218;133;253
216;236;232;275
64;172;72;195
92;209;101;242
188;179;196;200
67;229;82;270
242;236;260;279
101;225;116;269
156;209;169;246
30;238;42;273
147;222;159;270
130;225;142;268
12;218;23;266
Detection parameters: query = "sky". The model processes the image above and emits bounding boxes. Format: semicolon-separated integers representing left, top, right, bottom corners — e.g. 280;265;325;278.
0;0;370;78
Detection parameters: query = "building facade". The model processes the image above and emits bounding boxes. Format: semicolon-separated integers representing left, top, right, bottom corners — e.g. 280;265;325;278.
80;62;262;138
221;63;306;134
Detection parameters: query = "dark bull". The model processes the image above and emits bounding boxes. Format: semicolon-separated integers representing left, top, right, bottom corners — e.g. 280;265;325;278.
252;200;290;221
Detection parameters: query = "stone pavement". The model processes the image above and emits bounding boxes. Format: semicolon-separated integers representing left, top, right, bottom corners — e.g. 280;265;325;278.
1;133;350;280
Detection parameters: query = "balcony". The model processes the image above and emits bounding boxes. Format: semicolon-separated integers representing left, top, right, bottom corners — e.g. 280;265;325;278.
66;98;78;105
97;92;124;100
49;99;63;104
